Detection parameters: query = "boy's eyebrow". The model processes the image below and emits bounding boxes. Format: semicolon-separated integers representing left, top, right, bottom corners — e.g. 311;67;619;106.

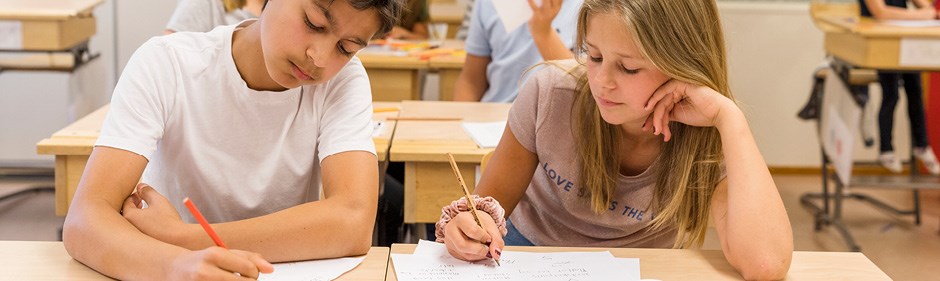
313;1;336;27
314;0;367;48
349;38;368;48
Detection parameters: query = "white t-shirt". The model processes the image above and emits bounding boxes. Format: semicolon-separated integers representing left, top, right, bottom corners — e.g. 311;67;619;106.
98;20;376;223
166;0;256;33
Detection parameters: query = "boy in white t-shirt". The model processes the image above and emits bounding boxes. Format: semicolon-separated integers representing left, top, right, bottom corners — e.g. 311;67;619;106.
62;0;405;279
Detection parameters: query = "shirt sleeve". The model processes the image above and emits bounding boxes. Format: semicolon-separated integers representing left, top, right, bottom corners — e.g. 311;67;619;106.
166;0;217;32
316;57;377;161
464;0;491;57
96;38;177;160
507;66;548;154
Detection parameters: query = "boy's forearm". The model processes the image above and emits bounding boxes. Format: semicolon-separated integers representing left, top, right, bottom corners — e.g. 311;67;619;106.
453;74;486;101
203;196;377;262
64;203;186;280
531;28;574;61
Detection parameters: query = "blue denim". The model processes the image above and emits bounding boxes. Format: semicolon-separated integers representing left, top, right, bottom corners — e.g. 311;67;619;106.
503;219;535;246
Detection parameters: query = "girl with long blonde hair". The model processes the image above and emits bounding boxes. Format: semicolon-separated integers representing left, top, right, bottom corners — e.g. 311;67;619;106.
435;0;792;279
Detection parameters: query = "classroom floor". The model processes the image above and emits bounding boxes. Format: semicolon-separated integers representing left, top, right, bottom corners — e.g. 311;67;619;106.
1;173;937;280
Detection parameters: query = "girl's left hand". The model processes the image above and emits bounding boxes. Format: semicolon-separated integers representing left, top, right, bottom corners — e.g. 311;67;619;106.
122;183;188;245
642;79;738;141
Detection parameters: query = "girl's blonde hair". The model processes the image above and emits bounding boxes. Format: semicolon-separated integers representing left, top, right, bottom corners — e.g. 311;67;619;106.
571;0;733;248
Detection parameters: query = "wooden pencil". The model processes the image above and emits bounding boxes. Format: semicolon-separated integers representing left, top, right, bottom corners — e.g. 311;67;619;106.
445;153;500;266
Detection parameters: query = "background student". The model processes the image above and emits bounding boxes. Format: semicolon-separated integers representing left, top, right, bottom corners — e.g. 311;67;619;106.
435;0;792;279
452;0;583;102
62;0;404;279
859;0;940;175
165;0;264;34
386;0;430;39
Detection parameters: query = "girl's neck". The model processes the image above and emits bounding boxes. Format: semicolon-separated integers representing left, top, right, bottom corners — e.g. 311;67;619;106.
231;21;287;92
617;121;663;176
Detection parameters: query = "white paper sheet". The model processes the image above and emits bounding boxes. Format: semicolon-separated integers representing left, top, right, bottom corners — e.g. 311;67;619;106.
492;0;542;33
462;121;506;148
899;38;940;67
393;240;640;281
258;256;366;281
0;20;23;50
373;121;387;137
820;68;860;186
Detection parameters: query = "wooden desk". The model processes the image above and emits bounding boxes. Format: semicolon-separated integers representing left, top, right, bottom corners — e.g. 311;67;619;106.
0;0;102;70
388;101;511;223
358;55;428;101
821;16;940;71
35;103;400;216
429;3;465;39
386;244;891;280
0;241;390;281
428;40;466;101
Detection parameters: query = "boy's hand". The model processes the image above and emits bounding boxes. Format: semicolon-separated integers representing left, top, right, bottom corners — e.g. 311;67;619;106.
170;247;274;280
443;210;504;262
122;183;189;245
528;0;562;36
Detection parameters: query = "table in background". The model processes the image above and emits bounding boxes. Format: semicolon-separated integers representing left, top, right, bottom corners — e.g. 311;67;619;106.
808;15;940;251
429;1;465;39
35;103;400;216
388;100;511;223
428;41;465;101
386;243;891;281
358;55;428;101
0;0;103;71
0;241;390;281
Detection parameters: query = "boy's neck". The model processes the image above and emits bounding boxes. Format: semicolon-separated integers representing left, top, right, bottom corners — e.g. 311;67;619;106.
231;21;288;92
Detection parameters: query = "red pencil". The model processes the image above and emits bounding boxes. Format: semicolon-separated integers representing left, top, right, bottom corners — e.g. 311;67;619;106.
183;197;228;249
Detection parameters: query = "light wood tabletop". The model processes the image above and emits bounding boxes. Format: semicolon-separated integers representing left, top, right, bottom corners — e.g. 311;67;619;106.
0;241;390;281
0;0;103;20
389;101;511;223
35;103;400;216
386;243;892;281
819;16;940;71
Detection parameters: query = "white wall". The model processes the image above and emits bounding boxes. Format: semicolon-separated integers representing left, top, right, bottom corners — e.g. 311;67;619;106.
719;2;910;167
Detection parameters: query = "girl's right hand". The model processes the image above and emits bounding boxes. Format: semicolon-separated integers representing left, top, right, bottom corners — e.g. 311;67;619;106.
443;210;504;262
170;247;274;280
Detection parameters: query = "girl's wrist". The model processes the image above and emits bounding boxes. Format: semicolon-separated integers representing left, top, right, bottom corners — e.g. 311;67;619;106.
435;195;508;242
714;102;747;135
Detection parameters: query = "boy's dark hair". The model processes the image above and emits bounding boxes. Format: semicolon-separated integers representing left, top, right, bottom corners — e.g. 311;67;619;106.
263;0;404;39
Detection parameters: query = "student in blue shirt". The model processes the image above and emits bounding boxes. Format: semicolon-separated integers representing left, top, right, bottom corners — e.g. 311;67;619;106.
452;0;583;102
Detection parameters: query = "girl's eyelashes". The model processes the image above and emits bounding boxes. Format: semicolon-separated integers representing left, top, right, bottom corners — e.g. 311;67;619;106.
619;64;640;74
589;55;602;63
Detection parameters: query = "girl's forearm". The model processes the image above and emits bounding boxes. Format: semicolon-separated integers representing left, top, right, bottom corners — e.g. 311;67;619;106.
715;109;793;279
